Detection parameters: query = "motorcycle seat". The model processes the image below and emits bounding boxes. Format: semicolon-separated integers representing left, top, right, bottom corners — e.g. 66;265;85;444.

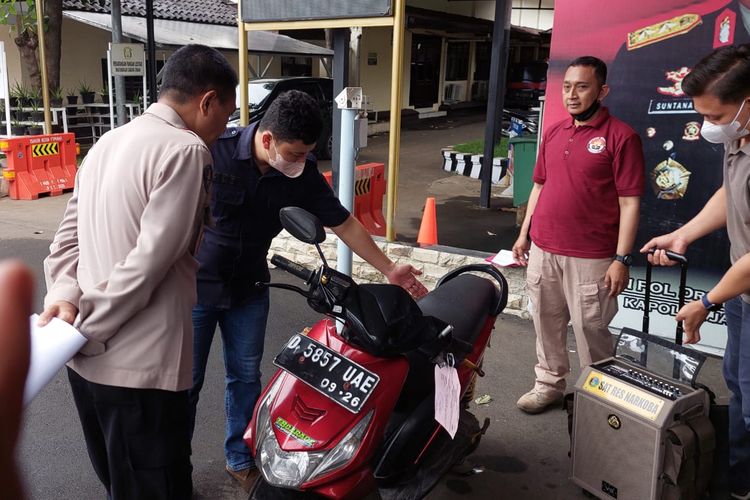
417;274;498;347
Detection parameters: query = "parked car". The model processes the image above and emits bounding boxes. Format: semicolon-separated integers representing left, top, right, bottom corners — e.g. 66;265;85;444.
228;77;334;159
505;62;548;109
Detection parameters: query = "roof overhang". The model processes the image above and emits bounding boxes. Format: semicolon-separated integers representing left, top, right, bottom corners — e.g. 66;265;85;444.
62;10;333;57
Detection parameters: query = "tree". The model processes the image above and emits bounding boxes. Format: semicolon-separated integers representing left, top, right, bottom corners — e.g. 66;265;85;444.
0;0;63;91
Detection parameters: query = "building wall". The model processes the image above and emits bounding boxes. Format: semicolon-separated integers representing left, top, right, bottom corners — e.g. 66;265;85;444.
0;27;24;93
358;26;412;113
410;0;554;31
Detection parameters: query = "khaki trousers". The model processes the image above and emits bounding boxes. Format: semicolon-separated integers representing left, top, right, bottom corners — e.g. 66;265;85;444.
526;243;618;395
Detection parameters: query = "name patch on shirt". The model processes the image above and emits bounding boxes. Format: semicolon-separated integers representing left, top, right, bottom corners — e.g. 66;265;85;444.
587;137;607;154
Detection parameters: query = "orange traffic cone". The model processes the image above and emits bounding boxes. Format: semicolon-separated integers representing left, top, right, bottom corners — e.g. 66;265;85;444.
417;197;438;247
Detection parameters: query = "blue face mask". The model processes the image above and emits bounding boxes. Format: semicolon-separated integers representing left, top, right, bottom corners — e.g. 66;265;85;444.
700;99;750;144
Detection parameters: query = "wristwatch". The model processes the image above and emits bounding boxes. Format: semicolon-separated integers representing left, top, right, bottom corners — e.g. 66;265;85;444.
700;294;722;312
614;254;633;267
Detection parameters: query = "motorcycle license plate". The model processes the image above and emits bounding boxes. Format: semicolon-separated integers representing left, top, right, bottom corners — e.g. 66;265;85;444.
274;334;379;413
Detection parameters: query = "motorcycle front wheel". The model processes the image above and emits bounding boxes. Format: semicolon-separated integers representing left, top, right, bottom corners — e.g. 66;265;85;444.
249;478;381;500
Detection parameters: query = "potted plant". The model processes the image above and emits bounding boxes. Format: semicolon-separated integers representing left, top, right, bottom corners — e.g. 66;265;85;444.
127;89;143;115
79;81;95;104
97;85;110;113
9;82;23;108
66;88;79;106
29;100;43;123
50;87;64;107
18;84;32;107
13;105;28;122
10;119;26;136
28;86;41;108
27;124;43;135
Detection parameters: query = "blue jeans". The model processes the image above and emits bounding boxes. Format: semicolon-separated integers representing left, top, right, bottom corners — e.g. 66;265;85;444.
188;291;270;472
723;296;750;491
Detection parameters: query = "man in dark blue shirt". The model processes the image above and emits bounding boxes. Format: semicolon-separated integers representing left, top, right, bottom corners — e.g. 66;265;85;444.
188;90;427;490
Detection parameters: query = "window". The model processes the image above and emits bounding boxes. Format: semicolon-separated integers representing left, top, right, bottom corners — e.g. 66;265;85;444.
445;42;470;81
474;42;491;81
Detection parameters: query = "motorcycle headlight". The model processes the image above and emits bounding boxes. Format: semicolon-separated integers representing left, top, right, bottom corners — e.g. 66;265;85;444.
255;406;374;489
250;375;284;449
307;410;373;482
258;429;326;488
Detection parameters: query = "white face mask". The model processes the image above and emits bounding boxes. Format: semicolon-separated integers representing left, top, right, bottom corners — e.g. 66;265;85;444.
700;99;750;144
268;140;305;178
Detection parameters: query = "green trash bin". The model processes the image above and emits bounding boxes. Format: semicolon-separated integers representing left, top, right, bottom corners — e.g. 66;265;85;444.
509;135;538;207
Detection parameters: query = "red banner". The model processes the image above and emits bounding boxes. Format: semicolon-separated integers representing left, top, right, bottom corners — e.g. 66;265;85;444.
547;0;746;271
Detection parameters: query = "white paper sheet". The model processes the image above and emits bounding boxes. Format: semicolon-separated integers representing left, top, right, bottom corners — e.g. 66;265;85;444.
24;314;87;405
489;249;521;267
434;364;460;439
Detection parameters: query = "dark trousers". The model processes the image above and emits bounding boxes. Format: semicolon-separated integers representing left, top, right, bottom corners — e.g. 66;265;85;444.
67;368;193;500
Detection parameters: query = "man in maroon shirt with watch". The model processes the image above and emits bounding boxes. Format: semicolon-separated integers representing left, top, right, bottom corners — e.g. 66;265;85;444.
512;56;645;414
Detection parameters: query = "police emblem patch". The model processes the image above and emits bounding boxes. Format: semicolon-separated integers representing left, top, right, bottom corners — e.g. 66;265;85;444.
587;137;606;154
650;158;691;200
683;121;701;141
607;414;622;430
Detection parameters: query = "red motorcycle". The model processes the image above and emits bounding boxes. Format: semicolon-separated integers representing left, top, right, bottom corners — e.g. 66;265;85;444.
245;207;508;499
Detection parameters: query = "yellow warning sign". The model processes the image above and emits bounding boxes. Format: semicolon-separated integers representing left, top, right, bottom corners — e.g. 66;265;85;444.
582;371;665;421
32;143;60;157
355;177;371;196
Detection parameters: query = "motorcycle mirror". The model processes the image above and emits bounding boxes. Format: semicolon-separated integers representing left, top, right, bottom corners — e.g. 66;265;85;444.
279;207;326;244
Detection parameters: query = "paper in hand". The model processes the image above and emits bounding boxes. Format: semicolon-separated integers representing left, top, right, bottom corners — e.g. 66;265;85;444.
24;314;87;405
488;249;521;268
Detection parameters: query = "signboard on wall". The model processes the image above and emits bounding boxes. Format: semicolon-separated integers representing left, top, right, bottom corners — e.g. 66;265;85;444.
548;0;740;354
241;0;391;22
110;43;145;76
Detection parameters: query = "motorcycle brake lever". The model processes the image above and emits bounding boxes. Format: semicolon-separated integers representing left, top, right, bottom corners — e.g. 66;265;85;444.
255;281;311;298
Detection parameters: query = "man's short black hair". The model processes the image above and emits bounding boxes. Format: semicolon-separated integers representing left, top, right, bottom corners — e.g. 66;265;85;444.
159;44;238;104
568;56;607;85
682;43;750;103
258;90;323;145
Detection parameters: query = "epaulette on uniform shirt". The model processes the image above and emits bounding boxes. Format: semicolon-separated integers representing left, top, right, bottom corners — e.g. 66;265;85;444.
627;13;702;50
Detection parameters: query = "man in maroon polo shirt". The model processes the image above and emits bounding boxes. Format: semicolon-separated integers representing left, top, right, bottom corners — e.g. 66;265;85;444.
512;56;645;414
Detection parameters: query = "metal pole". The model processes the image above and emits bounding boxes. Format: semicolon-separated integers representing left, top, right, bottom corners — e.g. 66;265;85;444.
337;107;357;277
1;43;11;136
334;87;363;283
111;0;126;126
331;29;349;194
107;47;114;130
480;0;511;208
146;0;157;104
237;2;249;126
34;0;51;134
385;0;406;241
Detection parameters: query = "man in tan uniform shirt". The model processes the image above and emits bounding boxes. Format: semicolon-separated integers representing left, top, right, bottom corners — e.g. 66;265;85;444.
39;45;237;499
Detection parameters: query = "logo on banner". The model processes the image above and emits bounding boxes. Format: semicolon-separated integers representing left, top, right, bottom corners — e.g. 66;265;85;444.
714;9;736;48
656;67;690;97
587;137;606;154
651;158;691;200
683;122;701;141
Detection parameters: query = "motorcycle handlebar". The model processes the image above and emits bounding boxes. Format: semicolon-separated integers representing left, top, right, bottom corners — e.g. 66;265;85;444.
271;254;315;283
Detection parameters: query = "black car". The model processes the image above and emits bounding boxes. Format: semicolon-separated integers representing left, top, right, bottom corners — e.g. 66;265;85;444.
505;62;548;109
229;77;334;159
